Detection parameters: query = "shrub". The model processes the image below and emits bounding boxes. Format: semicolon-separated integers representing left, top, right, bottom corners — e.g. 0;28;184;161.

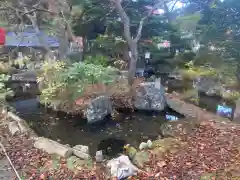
84;55;109;67
38;61;118;106
0;74;13;98
180;61;218;81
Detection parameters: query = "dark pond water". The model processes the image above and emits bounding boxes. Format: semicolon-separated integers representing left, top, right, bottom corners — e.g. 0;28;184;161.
198;92;235;119
8;98;184;158
165;78;193;93
5;80;40;98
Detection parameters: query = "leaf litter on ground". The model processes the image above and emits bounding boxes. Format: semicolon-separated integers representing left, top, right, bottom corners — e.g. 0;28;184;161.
137;120;240;179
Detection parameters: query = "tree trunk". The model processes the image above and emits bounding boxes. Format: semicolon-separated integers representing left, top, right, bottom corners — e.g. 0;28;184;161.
128;41;138;85
58;29;69;60
123;43;129;61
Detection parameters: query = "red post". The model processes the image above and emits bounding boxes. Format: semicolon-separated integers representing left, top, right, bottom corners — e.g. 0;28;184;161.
0;28;6;45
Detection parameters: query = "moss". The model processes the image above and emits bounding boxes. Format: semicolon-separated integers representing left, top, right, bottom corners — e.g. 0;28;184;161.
222;91;240;102
200;173;216;180
132;151;150;168
180;66;217;81
152;138;181;153
67;156;93;171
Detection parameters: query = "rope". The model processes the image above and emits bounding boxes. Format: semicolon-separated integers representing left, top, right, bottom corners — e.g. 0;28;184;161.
0;138;22;180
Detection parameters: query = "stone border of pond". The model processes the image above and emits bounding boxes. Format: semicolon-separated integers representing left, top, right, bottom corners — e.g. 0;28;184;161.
166;93;232;123
1;104;93;161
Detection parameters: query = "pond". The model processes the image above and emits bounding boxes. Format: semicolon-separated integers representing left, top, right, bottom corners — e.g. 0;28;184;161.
198;92;236;119
8;98;184;158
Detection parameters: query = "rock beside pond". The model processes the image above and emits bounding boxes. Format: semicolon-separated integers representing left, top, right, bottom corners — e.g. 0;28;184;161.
139;140;153;150
95;150;104;163
86;95;112;123
134;79;166;111
8;121;20;135
132;151;150;168
152;138;181;156
193;76;224;95
11;70;37;82
72;145;90;160
67;156;93;171
160;118;200;138
125;145;137;159
131;138;181;169
233;98;240;122
107;155;138;179
34;137;72;158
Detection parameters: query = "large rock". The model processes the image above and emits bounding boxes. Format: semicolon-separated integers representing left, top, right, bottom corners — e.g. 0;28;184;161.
233;98;240;122
86;95;112;123
132;151;150;168
107;155;139;179
193;76;224;95
8;121;20;135
11;70;37;82
134;78;166;111
34;137;72;158
72;145;90;160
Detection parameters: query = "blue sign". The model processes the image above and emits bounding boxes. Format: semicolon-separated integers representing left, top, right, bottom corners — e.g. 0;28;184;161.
165;114;179;121
135;68;145;77
5;30;59;47
216;104;233;118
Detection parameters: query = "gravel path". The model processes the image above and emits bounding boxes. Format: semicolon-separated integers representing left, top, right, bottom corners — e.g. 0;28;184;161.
0;155;16;180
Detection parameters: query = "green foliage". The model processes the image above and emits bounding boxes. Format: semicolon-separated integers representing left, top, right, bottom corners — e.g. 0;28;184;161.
13;56;30;67
0;74;13;98
222;91;240;101
71;0;184;59
89;35;126;59
179;55;238;87
180;60;219;81
84;55;109;67
0;62;12;74
38;61;118;104
174;11;202;34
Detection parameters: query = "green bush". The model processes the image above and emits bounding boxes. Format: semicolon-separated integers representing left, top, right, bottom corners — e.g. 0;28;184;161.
0;74;13;98
84;55;109;67
38;61;118;104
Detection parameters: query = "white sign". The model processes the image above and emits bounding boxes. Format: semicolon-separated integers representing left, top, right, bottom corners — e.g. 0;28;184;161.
18;52;23;58
129;51;132;57
145;52;150;59
157;40;171;49
176;49;179;55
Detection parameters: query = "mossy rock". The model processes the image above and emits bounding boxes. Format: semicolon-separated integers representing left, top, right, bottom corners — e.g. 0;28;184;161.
151;138;183;156
160;118;200;138
125;146;137;159
132;151;150;168
66;156;93;171
200;173;216;180
132;138;183;168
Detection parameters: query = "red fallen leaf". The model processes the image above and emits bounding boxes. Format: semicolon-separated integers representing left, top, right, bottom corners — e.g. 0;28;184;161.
157;161;167;168
186;162;192;166
39;173;45;179
154;172;161;177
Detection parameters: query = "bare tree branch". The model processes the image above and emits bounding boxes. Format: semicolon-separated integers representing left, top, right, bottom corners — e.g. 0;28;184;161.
114;0;132;43
169;0;179;12
134;0;166;42
22;7;54;16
